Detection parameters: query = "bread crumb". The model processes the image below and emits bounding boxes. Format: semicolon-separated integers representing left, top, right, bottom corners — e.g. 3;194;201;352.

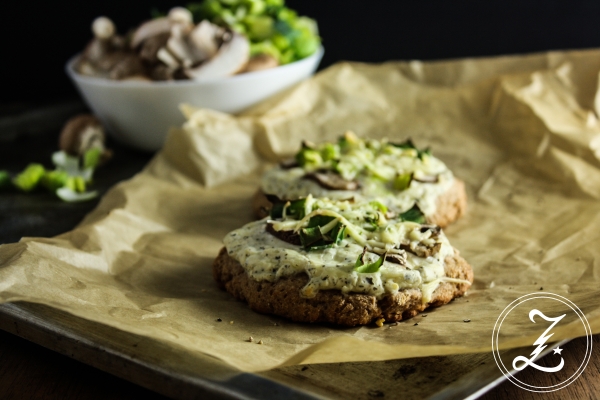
258;340;263;345
229;321;234;324
375;318;385;327
247;336;254;342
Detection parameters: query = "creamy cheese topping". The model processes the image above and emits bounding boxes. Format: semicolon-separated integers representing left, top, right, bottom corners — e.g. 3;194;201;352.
223;198;466;302
260;133;455;217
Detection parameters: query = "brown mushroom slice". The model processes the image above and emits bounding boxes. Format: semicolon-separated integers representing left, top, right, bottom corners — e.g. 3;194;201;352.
399;241;442;258
109;54;146;80
139;32;170;63
243;54;279;73
184;33;250;80
385;253;407;265
304;171;360;191
266;223;302;246
131;17;172;48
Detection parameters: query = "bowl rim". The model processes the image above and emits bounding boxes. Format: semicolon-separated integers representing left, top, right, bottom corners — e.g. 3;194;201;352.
66;46;324;87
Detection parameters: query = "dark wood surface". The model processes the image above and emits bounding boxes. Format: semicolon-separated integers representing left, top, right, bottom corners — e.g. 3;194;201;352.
0;328;597;399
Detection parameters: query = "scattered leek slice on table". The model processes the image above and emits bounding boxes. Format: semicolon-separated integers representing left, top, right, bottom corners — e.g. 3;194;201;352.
0;170;10;188
12;164;46;192
4;149;101;202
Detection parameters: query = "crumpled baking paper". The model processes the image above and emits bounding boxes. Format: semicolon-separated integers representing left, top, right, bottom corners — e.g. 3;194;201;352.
1;49;600;372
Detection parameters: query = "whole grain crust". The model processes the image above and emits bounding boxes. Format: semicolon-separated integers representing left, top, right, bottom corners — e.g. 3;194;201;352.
252;178;467;228
213;247;473;326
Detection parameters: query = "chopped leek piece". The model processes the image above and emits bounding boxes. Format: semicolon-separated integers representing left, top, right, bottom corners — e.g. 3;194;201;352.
354;248;386;273
56;187;98;202
41;170;69;191
83;148;102;169
369;200;388;213
0;171;10;188
13;164;46;192
393;173;413;191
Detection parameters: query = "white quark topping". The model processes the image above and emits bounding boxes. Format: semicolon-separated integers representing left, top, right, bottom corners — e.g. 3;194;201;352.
223;198;467;302
260;132;455;217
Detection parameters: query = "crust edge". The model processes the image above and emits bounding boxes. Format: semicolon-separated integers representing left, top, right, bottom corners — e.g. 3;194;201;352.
213;247;473;326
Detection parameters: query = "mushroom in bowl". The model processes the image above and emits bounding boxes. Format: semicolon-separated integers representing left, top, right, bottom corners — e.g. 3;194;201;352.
67;2;323;151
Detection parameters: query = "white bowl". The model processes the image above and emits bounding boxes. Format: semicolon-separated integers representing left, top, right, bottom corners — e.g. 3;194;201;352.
66;47;323;152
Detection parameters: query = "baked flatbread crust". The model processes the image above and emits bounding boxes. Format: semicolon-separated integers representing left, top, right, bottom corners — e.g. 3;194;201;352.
213;247;473;326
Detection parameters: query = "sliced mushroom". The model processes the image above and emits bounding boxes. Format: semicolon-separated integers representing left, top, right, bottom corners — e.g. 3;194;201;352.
413;174;440;183
243;54;279;73
385;253;407;265
109;54;146;80
167;7;193;26
188;20;223;61
165;24;196;68
399;241;442;258
266;223;301;246
184;32;249;80
131;17;172;48
79;17;118;70
139;32;170;63
92;16;115;40
304;171;360;191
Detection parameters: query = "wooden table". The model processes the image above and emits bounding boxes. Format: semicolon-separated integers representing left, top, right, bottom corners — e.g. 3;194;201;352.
0;328;597;399
1;105;598;399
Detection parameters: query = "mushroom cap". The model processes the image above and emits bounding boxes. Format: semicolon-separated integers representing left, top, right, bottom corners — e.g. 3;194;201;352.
131;17;172;48
168;7;193;25
59;114;104;156
188;20;223;61
185;32;250;80
109;54;146;80
139;32;170;63
92;16;115;40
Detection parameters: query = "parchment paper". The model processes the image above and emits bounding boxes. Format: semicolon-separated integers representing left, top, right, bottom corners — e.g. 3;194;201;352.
2;49;600;372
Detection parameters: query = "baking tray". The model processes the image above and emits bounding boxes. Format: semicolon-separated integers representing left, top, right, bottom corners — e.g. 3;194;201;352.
0;103;568;399
0;302;569;399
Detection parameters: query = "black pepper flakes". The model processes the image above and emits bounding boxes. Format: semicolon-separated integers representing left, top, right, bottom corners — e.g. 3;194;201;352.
463;319;471;323
216;318;222;322
413;323;418;326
